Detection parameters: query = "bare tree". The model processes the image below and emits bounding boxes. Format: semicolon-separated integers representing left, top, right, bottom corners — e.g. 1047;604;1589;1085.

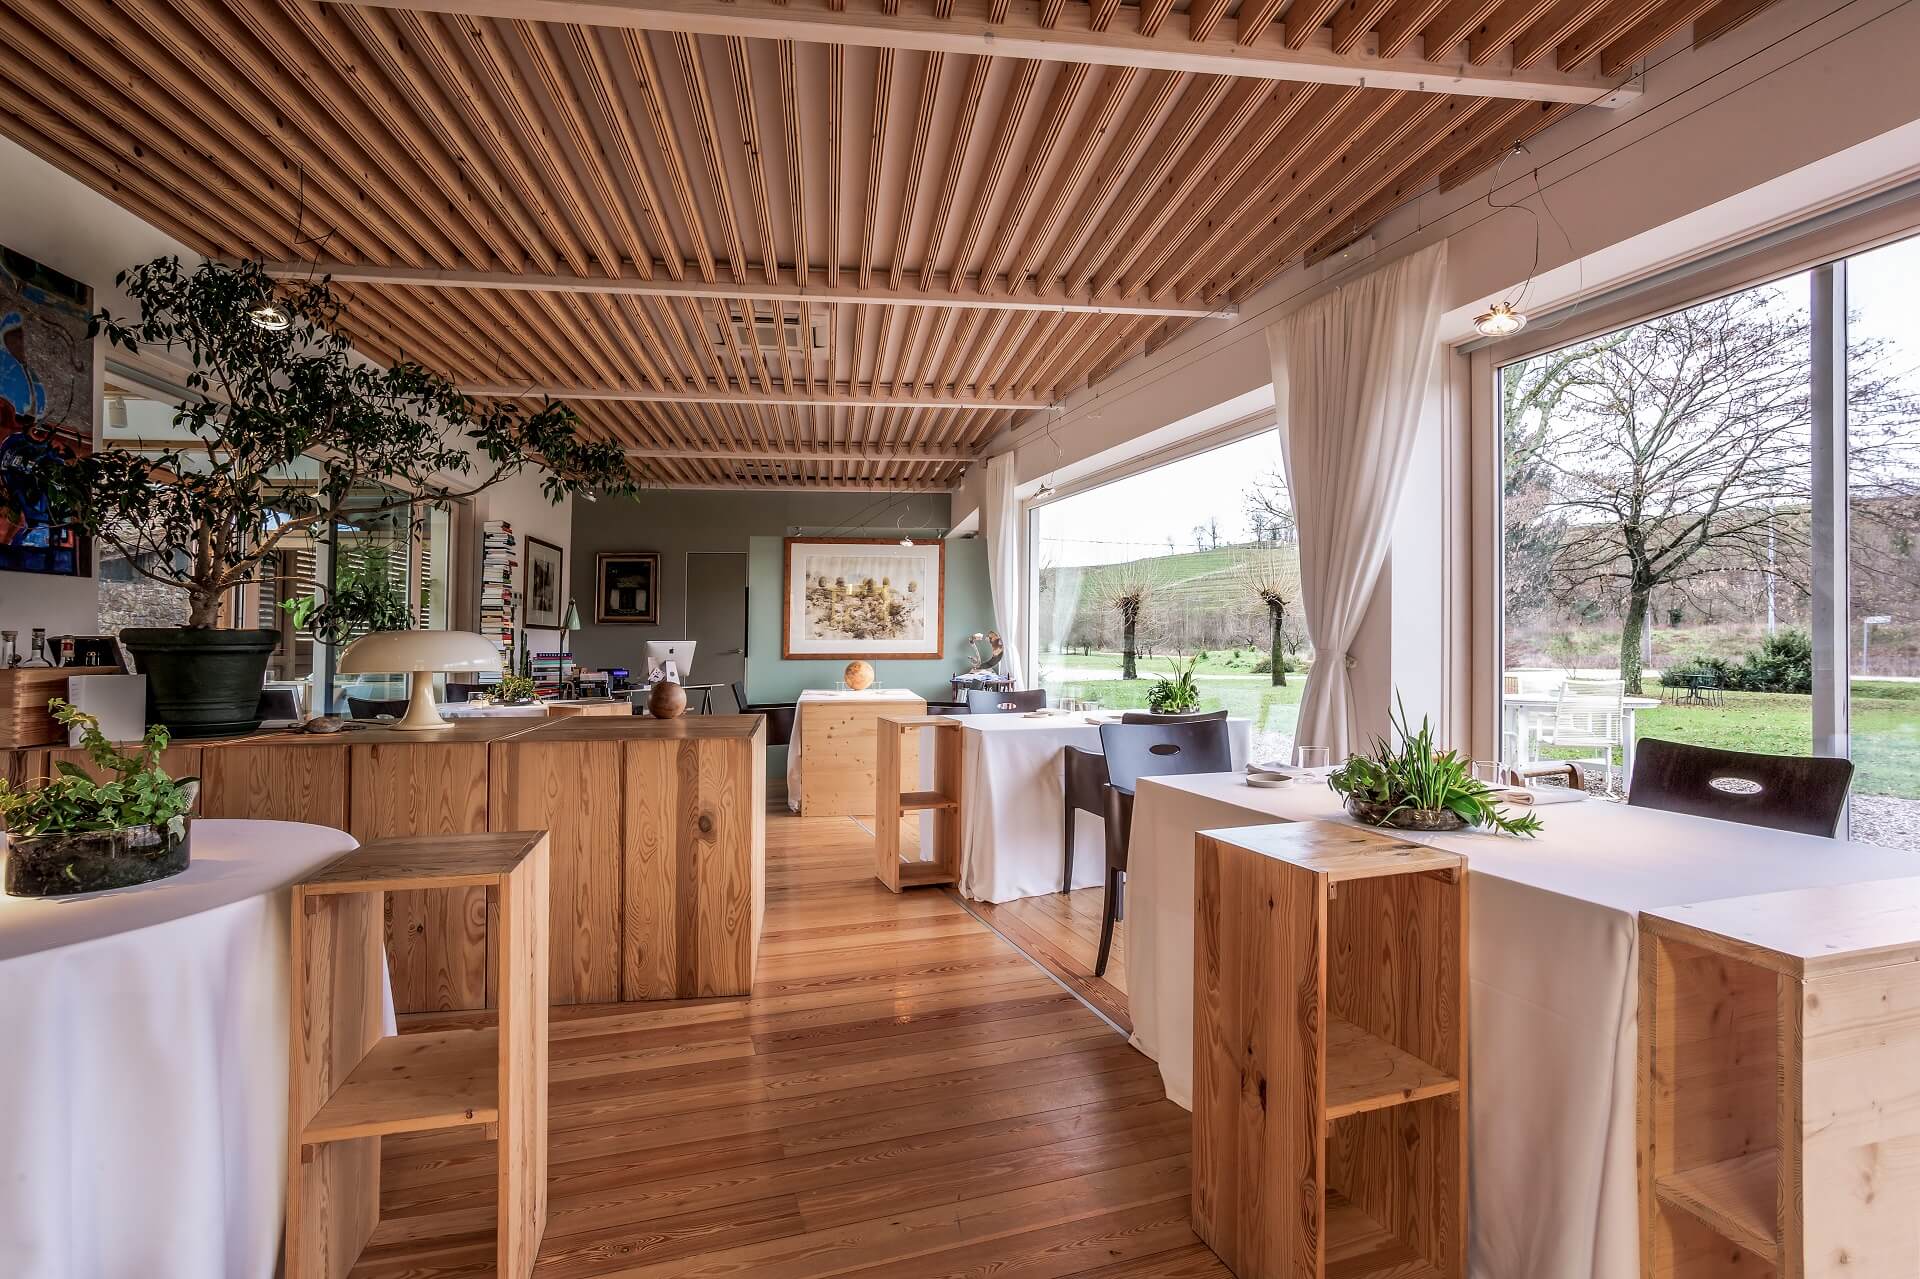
1092;560;1159;679
1515;286;1918;693
1239;547;1301;686
1242;467;1296;545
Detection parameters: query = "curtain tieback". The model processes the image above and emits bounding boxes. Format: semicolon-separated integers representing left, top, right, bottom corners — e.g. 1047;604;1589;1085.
1343;652;1358;669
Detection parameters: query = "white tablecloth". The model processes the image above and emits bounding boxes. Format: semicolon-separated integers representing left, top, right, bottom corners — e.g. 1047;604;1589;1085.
0;819;371;1279
1125;773;1920;1279
784;688;924;812
958;713;1250;903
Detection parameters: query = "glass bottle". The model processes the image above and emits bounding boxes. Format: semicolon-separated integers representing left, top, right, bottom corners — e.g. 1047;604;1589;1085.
23;627;50;667
0;630;16;668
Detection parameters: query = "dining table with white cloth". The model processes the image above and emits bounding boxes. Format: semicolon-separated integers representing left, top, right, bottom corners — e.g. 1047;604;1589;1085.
784;687;926;813
1123;772;1920;1279
956;710;1250;903
0;818;388;1279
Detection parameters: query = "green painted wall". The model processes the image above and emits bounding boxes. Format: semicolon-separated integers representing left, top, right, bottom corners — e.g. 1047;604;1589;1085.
745;535;996;705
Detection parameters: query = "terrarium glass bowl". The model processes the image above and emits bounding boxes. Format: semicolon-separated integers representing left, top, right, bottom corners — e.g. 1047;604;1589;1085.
1343;796;1469;832
3;819;193;897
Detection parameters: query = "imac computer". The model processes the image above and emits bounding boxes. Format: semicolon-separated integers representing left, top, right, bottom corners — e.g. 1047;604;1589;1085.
644;640;696;685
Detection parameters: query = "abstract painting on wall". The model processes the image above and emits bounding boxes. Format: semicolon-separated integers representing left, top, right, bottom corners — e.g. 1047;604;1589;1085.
783;537;945;660
0;247;93;577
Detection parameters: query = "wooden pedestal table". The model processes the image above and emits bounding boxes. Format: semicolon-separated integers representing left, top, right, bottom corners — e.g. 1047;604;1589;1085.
873;714;962;891
1640;878;1920;1278
1192;821;1467;1279
285;832;550;1279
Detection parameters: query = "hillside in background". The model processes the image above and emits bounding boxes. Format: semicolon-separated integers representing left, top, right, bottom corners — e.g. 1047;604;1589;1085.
1036;541;1303;655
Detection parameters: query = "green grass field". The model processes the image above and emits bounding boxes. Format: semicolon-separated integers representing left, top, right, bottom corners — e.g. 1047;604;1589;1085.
1037;651;1920;799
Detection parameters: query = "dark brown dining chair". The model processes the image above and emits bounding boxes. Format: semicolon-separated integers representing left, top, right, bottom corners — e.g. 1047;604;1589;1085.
1627;738;1854;837
1119;709;1229;725
347;695;409;721
966;688;1047;714
729;681;798;748
1092;718;1234;977
1060;745;1109;896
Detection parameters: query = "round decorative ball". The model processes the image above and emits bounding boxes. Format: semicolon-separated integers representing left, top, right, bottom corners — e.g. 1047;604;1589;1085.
843;660;875;691
648;680;688;720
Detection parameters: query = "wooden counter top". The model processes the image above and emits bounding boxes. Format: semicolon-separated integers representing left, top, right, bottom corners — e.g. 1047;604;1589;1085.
120;713;756;750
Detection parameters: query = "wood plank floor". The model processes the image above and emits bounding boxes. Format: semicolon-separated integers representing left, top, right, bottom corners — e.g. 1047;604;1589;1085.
351;808;1222;1278
953;886;1130;1034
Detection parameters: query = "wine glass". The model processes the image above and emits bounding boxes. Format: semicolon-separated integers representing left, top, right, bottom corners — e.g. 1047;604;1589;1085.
1293;745;1330;776
1472;760;1507;788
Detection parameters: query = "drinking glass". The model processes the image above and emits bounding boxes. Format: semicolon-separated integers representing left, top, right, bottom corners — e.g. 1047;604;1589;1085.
1472;760;1507;787
1293;746;1330;775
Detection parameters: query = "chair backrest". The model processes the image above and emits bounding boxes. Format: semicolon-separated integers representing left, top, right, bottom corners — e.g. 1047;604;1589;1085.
1120;709;1228;725
1098;719;1234;793
731;681;750;713
1062;744;1110;816
347;696;409;721
928;701;970;715
443;681;487;704
760;704;796;748
966;687;1047;714
1627;738;1854;837
1553;677;1625;740
1508;669;1564;697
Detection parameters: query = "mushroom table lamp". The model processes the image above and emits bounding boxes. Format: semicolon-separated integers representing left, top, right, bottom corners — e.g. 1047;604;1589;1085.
337;630;503;730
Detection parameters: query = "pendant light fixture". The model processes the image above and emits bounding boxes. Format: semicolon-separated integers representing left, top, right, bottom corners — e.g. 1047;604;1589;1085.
1474;301;1527;337
1473;145;1542;339
248;304;290;331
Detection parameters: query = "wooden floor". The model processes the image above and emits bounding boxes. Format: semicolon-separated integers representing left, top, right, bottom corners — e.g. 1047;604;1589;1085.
955;886;1130;1034
352;807;1221;1278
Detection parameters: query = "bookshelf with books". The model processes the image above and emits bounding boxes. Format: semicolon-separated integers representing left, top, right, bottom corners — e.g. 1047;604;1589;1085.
480;521;517;681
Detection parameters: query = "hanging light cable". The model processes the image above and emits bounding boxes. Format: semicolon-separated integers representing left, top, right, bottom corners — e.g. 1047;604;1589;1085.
1474;145;1543;338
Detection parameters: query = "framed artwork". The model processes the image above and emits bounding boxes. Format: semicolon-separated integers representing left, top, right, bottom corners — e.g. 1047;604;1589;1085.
523;535;563;629
595;551;660;625
0;247;93;577
783;537;945;660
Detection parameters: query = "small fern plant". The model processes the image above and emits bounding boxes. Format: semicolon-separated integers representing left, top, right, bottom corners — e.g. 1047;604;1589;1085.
1327;696;1542;837
0;700;195;838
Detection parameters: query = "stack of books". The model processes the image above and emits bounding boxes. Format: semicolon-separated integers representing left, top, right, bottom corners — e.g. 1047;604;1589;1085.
480;521;517;680
529;650;570;696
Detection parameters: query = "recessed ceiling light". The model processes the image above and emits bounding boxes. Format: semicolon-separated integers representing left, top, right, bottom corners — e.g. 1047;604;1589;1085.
248;304;290;332
1473;301;1526;338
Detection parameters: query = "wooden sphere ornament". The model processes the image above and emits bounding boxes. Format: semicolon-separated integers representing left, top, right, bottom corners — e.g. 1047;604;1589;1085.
843;660;875;691
648;680;688;719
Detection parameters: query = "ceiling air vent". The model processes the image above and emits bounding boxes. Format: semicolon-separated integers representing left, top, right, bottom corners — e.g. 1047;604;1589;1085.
708;303;829;377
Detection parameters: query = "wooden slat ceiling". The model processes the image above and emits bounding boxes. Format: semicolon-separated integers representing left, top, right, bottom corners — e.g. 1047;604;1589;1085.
0;0;1762;490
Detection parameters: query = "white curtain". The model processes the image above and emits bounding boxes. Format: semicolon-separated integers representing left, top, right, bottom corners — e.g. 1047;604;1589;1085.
980;453;1027;687
1271;241;1448;756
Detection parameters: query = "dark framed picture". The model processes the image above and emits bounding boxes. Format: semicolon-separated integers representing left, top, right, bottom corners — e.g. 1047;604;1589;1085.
0;247;94;578
523;536;563;629
596;551;660;625
782;537;944;660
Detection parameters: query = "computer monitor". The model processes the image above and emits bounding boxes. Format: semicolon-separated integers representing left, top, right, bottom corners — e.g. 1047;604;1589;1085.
644;640;696;684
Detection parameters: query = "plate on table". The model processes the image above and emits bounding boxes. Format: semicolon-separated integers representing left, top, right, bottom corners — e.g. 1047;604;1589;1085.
1245;772;1295;789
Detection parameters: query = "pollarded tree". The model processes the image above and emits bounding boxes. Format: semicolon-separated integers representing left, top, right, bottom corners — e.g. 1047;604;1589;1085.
1238;546;1301;686
1092;560;1159;679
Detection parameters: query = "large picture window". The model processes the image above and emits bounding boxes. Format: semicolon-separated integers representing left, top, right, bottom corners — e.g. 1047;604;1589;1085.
1497;235;1920;848
1029;430;1307;764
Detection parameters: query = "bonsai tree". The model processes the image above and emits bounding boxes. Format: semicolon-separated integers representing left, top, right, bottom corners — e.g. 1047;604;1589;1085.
11;257;633;628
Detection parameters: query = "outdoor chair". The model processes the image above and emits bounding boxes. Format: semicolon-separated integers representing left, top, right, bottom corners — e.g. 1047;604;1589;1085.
1540;677;1627;792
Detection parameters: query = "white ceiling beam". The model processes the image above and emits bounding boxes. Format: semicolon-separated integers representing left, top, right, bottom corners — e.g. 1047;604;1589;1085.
322;0;1640;105
253;260;1232;318
468;381;1040;409
625;443;978;461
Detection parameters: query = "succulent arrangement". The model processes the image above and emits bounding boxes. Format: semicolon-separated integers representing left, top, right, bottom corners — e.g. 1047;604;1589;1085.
1328;699;1542;837
1146;651;1205;714
0;700;195;839
494;674;538;705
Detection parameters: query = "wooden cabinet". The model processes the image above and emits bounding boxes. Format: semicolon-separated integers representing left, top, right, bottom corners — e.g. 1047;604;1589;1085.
1192;821;1467;1279
796;693;925;816
873;714;961;892
7;715;766;1013
1640;879;1920;1279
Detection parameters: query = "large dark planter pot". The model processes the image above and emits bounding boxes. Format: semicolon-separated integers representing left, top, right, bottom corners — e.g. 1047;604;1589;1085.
4;818;192;897
120;627;277;739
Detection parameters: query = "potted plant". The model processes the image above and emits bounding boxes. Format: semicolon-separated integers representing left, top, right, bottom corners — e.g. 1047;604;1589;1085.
0;700;198;896
1147;651;1205;714
6;258;633;737
281;544;413;646
494;674;538;706
1328;701;1543;836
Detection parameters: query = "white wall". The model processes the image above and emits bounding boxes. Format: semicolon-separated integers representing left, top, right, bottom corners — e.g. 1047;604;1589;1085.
967;0;1920;737
0;134;192;636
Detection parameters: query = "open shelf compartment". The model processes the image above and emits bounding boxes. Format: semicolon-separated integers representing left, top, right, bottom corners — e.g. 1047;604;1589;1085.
874;715;963;892
301;1026;500;1144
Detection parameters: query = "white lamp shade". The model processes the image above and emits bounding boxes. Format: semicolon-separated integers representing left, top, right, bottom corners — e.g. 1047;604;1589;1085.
337;629;503;675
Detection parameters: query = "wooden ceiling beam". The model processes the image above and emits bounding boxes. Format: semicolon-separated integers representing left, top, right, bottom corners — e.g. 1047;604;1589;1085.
247;259;1232;316
319;0;1641;104
466;380;1048;408
623;442;978;460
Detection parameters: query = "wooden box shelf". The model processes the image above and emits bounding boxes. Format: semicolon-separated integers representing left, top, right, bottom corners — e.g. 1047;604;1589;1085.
1193;821;1467;1279
1640;878;1920;1279
874;714;962;892
287;831;550;1279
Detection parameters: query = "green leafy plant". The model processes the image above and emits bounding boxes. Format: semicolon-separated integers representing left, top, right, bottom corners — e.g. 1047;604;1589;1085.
1327;698;1542;837
495;674;538;704
0;701;195;838
4;257;635;628
1146;651;1205;713
282;545;413;644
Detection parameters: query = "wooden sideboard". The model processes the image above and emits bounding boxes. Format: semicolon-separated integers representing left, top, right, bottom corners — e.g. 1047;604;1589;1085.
6;715;765;1013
